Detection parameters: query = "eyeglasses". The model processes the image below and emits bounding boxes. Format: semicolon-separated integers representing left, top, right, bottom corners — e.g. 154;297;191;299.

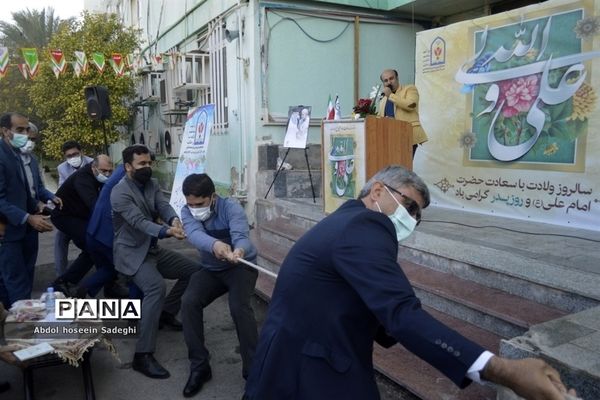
383;184;422;225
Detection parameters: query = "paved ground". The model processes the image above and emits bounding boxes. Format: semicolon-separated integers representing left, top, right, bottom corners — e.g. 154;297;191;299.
1;230;258;400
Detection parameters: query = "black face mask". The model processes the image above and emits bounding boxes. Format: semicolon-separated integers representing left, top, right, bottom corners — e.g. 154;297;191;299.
132;167;152;184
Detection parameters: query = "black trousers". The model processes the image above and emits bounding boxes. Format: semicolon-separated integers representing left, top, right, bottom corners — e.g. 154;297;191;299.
51;214;94;284
181;263;258;377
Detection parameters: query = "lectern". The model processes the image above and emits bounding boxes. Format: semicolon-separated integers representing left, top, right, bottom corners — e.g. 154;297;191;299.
321;116;412;214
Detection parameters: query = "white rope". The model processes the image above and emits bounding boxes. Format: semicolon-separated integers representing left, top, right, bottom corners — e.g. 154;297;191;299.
237;258;278;279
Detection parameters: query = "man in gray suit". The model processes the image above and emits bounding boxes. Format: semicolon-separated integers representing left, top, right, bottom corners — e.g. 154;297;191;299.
111;145;199;379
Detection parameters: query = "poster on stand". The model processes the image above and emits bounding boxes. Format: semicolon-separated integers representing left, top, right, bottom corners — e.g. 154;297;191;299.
283;106;311;149
169;104;215;216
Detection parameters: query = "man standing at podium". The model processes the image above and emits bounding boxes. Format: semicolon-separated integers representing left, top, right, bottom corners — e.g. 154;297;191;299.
378;69;428;156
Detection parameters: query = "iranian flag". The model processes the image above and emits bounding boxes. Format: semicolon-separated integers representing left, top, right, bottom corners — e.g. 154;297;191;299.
334;95;341;120
326;95;335;120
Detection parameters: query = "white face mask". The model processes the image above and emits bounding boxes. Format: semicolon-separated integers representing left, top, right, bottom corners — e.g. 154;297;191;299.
67;156;83;168
189;206;212;221
376;186;417;242
95;173;109;183
20;140;36;154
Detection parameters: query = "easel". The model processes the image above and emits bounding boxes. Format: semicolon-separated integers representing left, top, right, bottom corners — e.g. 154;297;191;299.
264;145;317;203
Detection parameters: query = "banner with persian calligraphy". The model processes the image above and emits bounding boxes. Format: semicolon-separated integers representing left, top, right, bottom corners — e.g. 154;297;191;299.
415;0;600;231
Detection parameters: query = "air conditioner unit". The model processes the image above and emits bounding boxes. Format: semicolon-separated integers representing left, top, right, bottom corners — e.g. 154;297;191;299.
164;126;184;158
140;72;162;100
159;78;177;111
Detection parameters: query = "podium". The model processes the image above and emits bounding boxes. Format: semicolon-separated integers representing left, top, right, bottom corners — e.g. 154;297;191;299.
321;116;412;214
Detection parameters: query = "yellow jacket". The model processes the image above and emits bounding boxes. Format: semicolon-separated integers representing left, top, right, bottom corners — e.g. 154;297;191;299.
377;84;428;145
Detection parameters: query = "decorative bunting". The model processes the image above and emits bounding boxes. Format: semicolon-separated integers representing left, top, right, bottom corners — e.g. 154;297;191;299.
110;53;125;76
50;49;66;79
168;51;178;70
74;51;88;74
91;52;105;72
72;61;82;77
18;64;29;79
0;47;153;80
22;48;39;78
0;47;8;79
151;54;163;70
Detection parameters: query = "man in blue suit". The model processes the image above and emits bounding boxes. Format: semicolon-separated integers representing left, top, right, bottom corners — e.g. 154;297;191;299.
0;112;61;307
244;166;575;400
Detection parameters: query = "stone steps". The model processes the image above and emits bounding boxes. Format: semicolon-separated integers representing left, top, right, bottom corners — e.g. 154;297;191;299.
251;197;600;399
252;265;498;400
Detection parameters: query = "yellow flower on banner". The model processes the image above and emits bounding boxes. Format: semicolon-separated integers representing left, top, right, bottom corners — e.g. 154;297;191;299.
543;142;559;156
569;83;597;121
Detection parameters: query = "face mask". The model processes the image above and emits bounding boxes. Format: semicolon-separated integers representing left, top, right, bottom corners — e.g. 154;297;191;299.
95;173;109;184
67;156;83;168
20;140;36;154
132;166;152;184
9;132;29;148
376;186;417;242
189;206;212;222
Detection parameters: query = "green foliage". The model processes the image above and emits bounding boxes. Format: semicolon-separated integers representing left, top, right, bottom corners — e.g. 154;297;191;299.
0;7;67;49
0;7;69;130
29;12;140;159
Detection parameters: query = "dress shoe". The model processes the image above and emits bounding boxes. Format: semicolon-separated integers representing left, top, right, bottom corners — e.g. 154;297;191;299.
159;312;183;331
183;366;212;397
0;381;10;393
131;353;170;379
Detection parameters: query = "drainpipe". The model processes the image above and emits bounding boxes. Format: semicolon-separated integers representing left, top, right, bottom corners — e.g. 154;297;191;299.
236;1;248;196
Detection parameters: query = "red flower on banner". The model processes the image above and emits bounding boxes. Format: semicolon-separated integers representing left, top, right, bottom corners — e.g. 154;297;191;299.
498;74;541;117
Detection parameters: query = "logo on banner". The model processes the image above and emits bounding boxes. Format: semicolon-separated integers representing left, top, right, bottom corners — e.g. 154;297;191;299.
430;37;446;66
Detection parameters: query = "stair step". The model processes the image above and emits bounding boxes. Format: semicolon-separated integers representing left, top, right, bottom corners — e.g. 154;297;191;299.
253;271;498;400
400;260;567;338
258;218;307;249
254;223;565;338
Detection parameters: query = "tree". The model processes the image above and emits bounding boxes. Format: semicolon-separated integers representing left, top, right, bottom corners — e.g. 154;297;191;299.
0;8;67;49
0;7;70;124
29;12;140;159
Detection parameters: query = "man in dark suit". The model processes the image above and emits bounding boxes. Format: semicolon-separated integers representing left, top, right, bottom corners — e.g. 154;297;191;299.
111;145;199;379
0;112;61;308
51;155;113;297
244;165;575;400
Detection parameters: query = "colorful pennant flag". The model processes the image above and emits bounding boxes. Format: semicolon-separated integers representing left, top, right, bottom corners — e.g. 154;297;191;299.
151;54;163;70
72;61;82;77
167;51;177;70
91;52;105;72
0;47;9;79
18;64;29;79
50;49;66;79
110;53;125;76
74;51;88;75
22;48;39;78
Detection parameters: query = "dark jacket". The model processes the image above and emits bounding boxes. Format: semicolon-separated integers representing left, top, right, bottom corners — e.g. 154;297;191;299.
244;200;485;400
0;140;54;242
52;163;102;220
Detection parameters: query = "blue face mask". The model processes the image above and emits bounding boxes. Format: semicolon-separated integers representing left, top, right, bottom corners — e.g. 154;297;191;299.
10;132;29;148
376;186;417;242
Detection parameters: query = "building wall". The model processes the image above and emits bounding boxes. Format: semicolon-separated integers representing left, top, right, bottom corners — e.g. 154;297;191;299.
85;0;421;219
